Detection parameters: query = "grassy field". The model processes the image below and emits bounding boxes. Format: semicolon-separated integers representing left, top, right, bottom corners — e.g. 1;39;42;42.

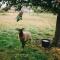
0;12;60;60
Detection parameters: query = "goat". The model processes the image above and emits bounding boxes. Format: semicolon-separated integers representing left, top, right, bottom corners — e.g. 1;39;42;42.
16;28;32;48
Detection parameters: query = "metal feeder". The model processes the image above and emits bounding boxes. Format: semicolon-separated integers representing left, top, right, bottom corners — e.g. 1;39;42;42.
41;39;51;48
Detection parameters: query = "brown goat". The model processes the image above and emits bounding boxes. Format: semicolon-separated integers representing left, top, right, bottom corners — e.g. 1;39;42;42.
16;28;32;48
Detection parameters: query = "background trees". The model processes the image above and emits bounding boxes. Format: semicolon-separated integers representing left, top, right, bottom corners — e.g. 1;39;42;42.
0;0;60;13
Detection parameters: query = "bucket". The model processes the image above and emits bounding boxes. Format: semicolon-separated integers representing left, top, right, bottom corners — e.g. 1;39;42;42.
41;39;51;48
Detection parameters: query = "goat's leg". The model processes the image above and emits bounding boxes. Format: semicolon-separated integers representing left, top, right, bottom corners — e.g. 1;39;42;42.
21;41;26;48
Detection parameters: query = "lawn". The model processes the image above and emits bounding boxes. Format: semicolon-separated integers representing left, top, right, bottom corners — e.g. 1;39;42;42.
0;12;59;60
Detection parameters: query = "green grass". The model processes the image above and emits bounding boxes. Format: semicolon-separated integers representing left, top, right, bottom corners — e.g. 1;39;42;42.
26;26;55;40
0;26;55;60
0;10;56;59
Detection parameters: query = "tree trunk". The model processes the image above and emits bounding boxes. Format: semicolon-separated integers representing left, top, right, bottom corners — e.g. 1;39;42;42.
53;12;60;47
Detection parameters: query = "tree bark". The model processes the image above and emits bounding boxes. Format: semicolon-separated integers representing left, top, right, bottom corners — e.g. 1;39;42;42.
53;12;60;47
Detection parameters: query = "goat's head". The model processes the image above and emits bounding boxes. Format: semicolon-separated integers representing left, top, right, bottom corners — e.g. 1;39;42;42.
16;28;24;32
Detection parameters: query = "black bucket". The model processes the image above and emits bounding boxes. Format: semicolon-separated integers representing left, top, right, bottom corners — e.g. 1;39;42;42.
41;39;51;48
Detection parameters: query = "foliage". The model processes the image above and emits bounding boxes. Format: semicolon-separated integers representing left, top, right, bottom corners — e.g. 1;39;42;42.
15;3;22;11
1;0;60;13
